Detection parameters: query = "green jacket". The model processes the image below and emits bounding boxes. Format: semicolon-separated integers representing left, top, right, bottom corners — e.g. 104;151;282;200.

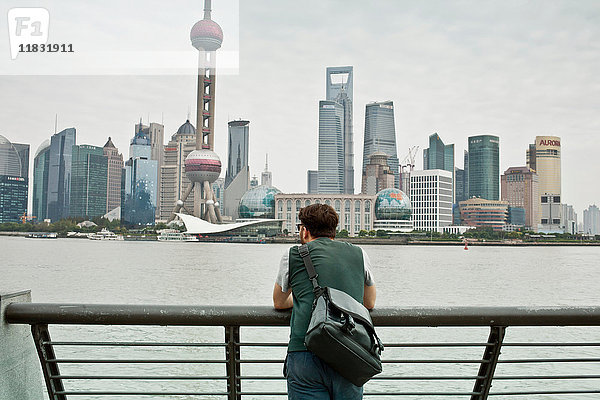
287;237;365;352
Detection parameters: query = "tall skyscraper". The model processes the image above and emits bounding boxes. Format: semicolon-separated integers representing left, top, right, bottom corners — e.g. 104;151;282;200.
361;152;395;195
159;120;197;221
528;136;561;229
169;0;224;223
318;100;345;194
362;101;399;189
326;66;354;194
33;140;51;221
135;122;164;217
423;133;455;201
501;166;539;230
223;120;250;220
307;170;318;194
261;154;272;187
583;205;600;235
70;145;107;218
47;128;76;221
410;169;453;232
103;137;123;213
0;135;29;223
121;125;158;226
225;120;249;187
468;135;499;200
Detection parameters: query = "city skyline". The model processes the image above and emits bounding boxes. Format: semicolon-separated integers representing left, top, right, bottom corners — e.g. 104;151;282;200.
1;1;599;215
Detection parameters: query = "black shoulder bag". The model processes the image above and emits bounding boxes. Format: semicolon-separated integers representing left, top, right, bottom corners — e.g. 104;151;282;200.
298;244;384;387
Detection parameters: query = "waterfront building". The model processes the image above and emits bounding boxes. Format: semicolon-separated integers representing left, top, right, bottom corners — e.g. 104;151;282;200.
211;177;224;215
423;133;455;201
70;145;108;218
528;136;561;228
409;169;453;232
317;100;345;194
103;137;123;214
362;101;399;188
501;166;539;230
455;168;466;203
468;135;499;200
274;193;376;236
372;188;413;232
159;120;197;221
261;154;272;187
307;170;318;194
361;152;395;195
33;140;51;221
400;169;411;197
121;125;158;226
583;205;600;235
539;194;562;233
176;212;283;238
459;198;509;231
0;135;29;223
135;122;164;217
47;128;76;221
326;66;354;194
561;204;577;235
238;185;282;219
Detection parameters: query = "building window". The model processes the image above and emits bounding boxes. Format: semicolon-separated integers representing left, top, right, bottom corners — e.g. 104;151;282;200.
305;200;311;207
334;200;341;213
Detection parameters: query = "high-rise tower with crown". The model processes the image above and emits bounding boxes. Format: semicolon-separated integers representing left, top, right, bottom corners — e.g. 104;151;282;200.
169;0;223;223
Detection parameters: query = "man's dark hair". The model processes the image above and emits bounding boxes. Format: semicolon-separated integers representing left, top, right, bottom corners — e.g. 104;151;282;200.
298;204;339;238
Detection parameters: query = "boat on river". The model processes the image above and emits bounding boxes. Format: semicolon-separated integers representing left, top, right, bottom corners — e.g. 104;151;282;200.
157;229;199;242
88;228;124;241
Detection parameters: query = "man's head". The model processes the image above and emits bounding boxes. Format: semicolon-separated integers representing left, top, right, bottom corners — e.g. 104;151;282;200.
298;204;339;243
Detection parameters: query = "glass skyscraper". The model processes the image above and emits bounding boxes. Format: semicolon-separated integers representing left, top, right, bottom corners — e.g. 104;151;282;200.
225;120;249;189
33;140;51;221
423;133;455;201
468;135;499;200
326;66;354;194
70;145;108;218
47;128;76;221
0;135;29;223
121;126;158;226
362;101;399;189
317;100;345;194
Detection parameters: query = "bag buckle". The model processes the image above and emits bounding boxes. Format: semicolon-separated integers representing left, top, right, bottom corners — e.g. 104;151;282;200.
341;314;356;335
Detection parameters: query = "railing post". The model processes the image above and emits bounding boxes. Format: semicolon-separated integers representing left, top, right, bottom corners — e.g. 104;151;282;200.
225;325;241;400
471;326;505;400
31;324;66;400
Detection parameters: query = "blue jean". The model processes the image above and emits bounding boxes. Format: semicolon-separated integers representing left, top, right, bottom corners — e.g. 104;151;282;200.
285;351;363;400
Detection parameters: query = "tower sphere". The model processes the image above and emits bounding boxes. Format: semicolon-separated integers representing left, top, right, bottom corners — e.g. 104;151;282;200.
185;149;221;184
190;19;223;51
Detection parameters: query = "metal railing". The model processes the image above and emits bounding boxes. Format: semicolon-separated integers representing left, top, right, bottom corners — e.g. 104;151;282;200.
5;304;600;399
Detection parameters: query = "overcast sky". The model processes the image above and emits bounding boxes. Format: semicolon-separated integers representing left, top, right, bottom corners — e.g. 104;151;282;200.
1;0;599;217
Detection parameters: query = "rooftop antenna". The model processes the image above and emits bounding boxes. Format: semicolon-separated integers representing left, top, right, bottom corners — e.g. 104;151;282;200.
265;153;269;171
54;114;58;134
187;106;191;121
204;0;212;19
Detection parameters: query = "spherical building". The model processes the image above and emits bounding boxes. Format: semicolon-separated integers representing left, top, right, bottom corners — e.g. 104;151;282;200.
185;149;221;184
373;188;413;232
238;185;282;219
190;19;223;51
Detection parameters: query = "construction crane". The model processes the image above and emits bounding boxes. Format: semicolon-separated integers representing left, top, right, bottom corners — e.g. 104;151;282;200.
20;212;36;224
400;145;419;172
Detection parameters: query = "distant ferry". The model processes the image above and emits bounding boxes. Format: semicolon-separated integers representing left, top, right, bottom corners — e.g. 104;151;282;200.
26;232;58;239
88;228;124;241
157;229;199;242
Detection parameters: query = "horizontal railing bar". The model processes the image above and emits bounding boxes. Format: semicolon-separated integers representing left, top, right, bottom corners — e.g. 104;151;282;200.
46;359;227;363
498;358;600;363
239;392;481;396
45;341;226;347
7;303;600;326
52;375;228;380
56;392;230;396
503;343;600;347
493;375;600;380
383;343;492;347
381;359;489;363
489;390;600;395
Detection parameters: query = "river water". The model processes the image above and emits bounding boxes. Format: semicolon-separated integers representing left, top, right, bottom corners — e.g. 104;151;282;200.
2;236;600;399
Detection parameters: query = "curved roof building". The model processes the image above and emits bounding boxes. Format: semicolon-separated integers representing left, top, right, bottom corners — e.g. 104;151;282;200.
0;134;24;177
238;185;282;219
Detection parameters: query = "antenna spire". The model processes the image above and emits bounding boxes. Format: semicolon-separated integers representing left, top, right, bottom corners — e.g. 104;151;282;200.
265;153;269;171
204;0;212;19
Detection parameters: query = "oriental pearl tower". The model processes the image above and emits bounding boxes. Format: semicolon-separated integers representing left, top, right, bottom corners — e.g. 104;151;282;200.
169;0;223;223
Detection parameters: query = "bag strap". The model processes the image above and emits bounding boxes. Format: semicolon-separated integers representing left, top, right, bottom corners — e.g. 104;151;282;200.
298;244;324;296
